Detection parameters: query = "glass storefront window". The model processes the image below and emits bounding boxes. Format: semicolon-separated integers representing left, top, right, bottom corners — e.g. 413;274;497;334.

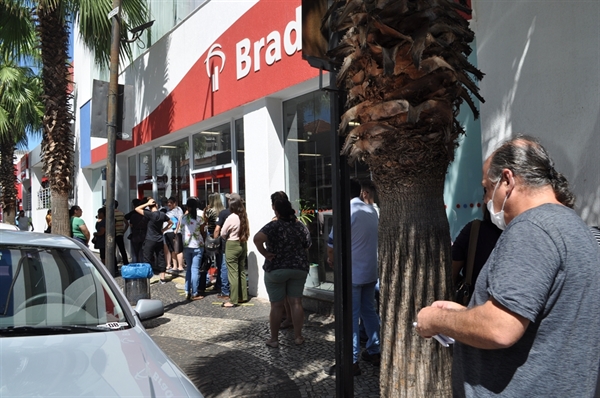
138;150;153;199
192;123;231;170
128;155;137;208
155;137;190;205
283;90;370;286
139;150;153;181
235;118;245;197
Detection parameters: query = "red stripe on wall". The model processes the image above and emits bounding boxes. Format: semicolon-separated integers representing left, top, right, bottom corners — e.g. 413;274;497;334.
129;0;318;148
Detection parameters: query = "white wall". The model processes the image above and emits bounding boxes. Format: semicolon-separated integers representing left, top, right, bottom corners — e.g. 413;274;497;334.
123;0;259;125
472;0;600;226
243;98;286;298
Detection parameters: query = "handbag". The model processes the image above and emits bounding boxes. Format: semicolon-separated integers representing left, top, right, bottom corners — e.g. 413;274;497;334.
454;219;481;306
200;252;214;273
204;234;221;253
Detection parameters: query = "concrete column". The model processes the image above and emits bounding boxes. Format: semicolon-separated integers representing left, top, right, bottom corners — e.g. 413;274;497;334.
242;98;285;299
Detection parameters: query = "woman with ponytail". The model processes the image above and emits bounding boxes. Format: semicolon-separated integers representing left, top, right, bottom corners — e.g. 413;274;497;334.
254;192;311;347
178;197;206;300
220;194;250;308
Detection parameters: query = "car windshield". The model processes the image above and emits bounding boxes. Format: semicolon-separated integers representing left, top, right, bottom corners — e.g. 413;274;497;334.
0;245;128;332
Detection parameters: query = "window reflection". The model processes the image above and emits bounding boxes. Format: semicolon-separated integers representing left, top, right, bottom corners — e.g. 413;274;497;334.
284;90;370;287
192;123;231;169
235;118;245;197
155;138;190;204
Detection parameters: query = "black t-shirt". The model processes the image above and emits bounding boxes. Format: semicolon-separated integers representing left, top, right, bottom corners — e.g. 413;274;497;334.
216;209;231;253
143;210;170;242
125;211;148;243
452;219;502;286
217;209;231;228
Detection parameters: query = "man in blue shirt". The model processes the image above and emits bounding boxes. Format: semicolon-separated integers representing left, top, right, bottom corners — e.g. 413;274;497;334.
327;179;380;376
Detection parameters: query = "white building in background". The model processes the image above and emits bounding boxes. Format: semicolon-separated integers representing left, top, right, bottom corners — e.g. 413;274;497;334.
25;0;599;299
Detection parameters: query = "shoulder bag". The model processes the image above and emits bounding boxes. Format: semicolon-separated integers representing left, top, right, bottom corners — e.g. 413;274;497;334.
454;219;481;306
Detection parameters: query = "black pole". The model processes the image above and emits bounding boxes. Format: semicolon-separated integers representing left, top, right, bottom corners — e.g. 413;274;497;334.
105;0;122;277
329;71;354;396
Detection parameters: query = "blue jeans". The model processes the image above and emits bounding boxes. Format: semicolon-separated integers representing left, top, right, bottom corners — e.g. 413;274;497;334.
184;247;203;296
352;281;380;363
219;251;230;295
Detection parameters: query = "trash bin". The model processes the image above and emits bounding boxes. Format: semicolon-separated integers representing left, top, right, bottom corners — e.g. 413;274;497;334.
121;263;153;305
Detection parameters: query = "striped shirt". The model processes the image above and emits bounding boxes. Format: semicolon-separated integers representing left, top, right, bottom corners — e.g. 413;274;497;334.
115;209;126;235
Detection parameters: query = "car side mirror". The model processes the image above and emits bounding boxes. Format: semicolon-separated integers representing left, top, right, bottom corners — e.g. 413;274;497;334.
134;299;164;320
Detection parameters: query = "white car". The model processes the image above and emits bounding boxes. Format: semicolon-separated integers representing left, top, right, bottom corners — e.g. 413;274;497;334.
0;231;203;397
0;222;19;231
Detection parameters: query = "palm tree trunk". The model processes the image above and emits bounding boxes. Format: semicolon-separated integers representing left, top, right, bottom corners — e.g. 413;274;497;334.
375;171;453;397
37;5;74;237
0;140;18;224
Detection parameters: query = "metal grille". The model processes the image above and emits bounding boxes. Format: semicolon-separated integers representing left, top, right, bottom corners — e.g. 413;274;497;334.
37;187;51;209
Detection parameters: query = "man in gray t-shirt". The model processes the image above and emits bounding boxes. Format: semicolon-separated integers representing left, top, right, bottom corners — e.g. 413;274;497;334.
416;137;600;397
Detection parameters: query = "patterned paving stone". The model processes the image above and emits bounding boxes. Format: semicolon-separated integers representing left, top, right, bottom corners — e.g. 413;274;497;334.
128;277;380;397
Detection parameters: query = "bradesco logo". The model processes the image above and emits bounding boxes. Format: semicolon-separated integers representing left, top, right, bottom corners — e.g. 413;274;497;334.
204;6;302;92
205;44;226;92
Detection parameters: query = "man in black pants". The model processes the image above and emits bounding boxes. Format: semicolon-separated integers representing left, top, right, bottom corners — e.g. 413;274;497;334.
114;200;130;266
135;198;172;284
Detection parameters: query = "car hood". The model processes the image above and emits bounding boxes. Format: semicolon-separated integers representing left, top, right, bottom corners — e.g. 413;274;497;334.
0;326;202;397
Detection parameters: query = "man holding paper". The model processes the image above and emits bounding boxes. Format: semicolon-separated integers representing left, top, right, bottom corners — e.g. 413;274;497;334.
416;136;600;397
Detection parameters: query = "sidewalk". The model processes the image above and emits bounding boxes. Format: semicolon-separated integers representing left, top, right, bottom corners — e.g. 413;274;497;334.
134;274;381;397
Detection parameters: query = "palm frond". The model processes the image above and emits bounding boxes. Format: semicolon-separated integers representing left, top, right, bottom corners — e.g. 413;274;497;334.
75;0;149;67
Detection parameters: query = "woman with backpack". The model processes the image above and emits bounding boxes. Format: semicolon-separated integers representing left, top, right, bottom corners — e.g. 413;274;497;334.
177;197;206;300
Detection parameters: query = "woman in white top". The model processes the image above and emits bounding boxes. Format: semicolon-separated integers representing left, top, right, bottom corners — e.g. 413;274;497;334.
177;198;205;300
220;199;250;307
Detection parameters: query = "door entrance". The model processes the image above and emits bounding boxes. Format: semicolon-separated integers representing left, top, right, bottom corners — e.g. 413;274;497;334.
137;181;153;200
194;169;231;209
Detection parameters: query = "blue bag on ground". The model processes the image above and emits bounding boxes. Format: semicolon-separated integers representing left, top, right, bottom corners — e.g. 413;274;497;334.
121;263;153;279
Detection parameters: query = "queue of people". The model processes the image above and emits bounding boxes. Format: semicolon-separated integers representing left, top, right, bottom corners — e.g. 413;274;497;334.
107;193;249;308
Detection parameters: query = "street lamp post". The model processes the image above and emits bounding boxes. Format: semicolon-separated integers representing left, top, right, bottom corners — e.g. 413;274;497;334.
106;4;154;277
105;0;122;277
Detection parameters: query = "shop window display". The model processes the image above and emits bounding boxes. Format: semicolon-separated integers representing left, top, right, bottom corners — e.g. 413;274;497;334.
283;90;371;287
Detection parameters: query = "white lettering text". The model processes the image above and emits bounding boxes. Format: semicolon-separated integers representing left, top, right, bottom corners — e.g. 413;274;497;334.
236;38;251;79
235;6;303;80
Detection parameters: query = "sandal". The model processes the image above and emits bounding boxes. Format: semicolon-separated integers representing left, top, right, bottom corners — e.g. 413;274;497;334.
221;302;238;308
294;336;305;346
191;295;204;301
265;339;279;348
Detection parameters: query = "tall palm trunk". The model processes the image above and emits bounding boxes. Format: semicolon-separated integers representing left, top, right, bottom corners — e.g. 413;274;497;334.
374;161;453;396
0;140;18;224
37;5;74;237
323;0;484;395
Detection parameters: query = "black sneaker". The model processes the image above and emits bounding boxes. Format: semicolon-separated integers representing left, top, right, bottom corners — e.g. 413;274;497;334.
361;350;381;366
325;363;361;376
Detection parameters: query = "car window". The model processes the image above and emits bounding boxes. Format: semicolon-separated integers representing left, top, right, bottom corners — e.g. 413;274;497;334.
0;245;128;330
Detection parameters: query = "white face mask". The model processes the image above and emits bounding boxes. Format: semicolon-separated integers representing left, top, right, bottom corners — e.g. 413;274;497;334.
487;180;509;230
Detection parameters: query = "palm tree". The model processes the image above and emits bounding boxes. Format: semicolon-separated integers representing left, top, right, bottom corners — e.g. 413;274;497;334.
0;58;44;224
3;0;148;236
324;0;484;396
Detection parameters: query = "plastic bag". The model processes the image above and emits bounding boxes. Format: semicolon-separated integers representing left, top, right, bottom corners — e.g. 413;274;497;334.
121;263;153;279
